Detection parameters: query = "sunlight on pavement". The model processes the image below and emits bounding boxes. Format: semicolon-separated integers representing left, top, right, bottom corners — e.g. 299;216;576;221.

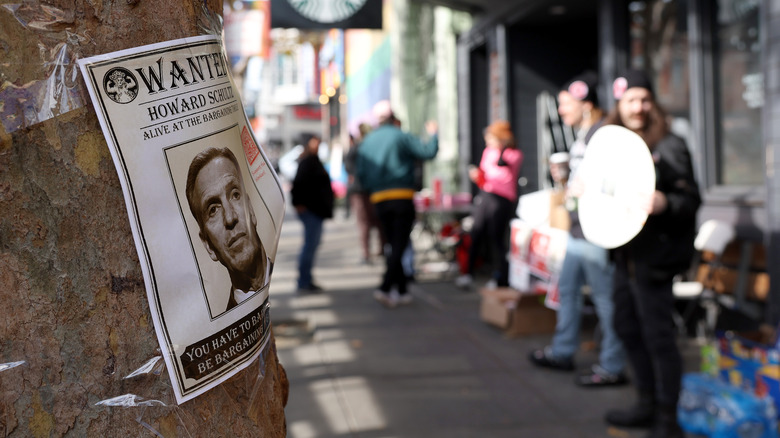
308;378;351;434
317;339;358;363
288;420;316;438
312;376;387;434
289;295;334;308
311;328;345;341
276;214;416;437
292;339;357;366
293;309;339;326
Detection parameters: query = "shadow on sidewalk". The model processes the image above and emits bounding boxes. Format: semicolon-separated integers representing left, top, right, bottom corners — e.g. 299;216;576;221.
270;213;702;438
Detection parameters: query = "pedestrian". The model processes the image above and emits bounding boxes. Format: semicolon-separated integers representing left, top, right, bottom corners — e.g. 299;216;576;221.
601;69;701;438
357;100;438;307
529;71;628;388
291;133;334;293
344;124;386;264
455;120;522;290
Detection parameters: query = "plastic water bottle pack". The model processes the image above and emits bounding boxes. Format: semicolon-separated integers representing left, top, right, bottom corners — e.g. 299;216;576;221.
679;373;778;438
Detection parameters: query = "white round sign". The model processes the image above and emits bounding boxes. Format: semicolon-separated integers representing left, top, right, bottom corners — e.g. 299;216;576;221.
576;125;656;249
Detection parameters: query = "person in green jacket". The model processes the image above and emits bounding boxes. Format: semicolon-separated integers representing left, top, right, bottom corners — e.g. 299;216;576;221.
356;100;438;307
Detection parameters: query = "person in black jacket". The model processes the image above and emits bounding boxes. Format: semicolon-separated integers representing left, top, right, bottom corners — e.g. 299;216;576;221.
291;133;334;293
601;70;701;438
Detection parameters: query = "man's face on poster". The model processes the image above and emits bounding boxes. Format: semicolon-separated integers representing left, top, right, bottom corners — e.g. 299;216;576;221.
192;155;260;276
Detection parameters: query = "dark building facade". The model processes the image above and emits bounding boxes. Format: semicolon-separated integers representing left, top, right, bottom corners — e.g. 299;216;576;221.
453;0;780;327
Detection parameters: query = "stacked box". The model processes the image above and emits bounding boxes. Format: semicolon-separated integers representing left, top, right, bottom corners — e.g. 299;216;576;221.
479;287;557;337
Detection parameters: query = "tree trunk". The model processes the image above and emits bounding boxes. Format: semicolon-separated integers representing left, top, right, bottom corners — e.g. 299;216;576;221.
0;1;288;436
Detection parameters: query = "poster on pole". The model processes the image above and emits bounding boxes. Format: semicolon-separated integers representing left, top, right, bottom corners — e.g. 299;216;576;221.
78;35;285;404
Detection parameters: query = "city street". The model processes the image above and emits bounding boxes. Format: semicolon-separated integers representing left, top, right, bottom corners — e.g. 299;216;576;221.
270;207;702;438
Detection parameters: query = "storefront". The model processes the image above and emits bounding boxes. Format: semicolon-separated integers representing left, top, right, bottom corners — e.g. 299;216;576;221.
456;0;780;326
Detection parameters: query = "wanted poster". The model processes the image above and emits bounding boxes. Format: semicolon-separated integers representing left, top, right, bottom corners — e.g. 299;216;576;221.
78;35;285;404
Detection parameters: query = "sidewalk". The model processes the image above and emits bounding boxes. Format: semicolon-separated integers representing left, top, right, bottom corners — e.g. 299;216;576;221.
270;210;702;438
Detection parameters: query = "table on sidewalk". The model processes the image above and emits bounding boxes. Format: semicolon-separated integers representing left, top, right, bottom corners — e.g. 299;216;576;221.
411;193;472;277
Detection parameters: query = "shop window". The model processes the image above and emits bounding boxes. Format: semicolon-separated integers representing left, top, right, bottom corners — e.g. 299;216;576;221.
628;0;691;125
715;0;762;186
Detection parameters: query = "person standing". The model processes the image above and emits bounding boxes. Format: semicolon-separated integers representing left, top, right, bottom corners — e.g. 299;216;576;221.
344;124;386;264
357;100;438;307
291;133;334;293
601;70;701;438
529;71;628;388
455;120;522;290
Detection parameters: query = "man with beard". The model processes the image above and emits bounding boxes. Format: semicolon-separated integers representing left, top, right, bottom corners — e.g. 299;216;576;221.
186;147;271;313
601;70;701;438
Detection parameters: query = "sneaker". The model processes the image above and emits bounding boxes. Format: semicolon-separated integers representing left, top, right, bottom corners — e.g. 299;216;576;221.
455;274;473;289
576;364;629;387
388;289;408;306
396;291;413;305
373;289;397;308
297;283;323;294
484;279;498;290
528;346;575;371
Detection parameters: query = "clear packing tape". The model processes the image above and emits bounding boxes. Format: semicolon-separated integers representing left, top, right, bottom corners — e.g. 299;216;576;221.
1;4;87;133
94;351;268;406
0;1;223;133
1;3;276;435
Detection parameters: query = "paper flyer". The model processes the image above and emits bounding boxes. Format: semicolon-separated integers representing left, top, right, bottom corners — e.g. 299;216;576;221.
78;35;285;403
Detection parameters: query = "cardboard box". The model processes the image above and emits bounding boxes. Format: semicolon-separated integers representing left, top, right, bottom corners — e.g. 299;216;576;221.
507;293;558;337
479;287;520;328
479;287;557;337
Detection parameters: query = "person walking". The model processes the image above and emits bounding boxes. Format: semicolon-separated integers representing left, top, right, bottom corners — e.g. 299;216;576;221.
528;71;628;388
344;124;386;264
291;133;334;293
601;69;701;438
455;120;522;290
357;100;438;308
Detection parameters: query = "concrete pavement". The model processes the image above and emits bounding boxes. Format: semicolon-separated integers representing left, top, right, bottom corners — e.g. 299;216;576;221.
269;209;702;438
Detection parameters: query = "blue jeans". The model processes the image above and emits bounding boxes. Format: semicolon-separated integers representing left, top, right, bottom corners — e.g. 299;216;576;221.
402;242;415;277
550;237;625;375
297;210;324;289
